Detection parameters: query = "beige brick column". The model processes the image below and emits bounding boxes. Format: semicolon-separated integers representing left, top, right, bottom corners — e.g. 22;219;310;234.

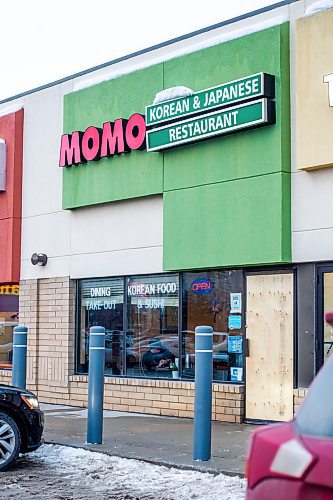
19;279;39;392
293;388;308;416
18;277;76;402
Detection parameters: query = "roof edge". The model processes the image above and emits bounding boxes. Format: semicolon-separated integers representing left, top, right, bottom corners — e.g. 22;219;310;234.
0;0;299;106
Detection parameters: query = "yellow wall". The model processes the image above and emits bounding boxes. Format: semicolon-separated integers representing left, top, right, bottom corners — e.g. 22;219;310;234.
296;9;333;170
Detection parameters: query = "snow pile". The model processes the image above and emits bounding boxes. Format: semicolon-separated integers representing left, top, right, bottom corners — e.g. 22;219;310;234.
153;87;194;104
305;0;333;16
32;444;246;499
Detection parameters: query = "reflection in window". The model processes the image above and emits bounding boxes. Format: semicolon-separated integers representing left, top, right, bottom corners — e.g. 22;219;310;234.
75;272;245;383
182;271;244;382
323;273;333;363
77;278;124;375
0;284;19;369
126;275;179;378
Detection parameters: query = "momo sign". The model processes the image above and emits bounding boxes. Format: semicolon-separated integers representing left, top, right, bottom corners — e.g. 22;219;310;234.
146;73;274;127
60;73;275;167
59;113;146;167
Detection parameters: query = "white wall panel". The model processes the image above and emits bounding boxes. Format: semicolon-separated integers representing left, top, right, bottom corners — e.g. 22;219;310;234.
70;196;163;255
292;169;333;233
293;228;333;263
22;86;68;217
21;196;163;280
21;212;70;279
70;246;163;279
21;256;70;280
21;212;70;262
69;196;163;278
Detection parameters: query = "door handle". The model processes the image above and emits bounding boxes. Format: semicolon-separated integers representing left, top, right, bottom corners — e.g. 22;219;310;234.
244;338;250;357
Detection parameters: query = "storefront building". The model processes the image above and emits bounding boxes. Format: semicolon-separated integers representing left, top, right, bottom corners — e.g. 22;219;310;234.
0;109;23;370
0;0;331;423
293;4;333;399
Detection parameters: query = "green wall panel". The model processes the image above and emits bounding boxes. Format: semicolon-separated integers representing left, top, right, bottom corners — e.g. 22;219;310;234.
62;23;291;269
163;172;291;271
163;23;291;269
62;65;164;209
163;24;290;191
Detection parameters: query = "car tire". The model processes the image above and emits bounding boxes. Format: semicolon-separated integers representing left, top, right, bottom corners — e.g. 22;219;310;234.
0;412;21;471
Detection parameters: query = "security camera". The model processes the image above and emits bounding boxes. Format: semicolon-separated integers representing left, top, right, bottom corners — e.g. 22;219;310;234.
31;253;48;266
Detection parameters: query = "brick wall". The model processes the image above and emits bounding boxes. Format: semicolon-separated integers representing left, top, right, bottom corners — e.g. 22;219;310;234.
69;376;245;423
1;277;76;401
19;279;39;392
0;276;246;422
1;275;309;424
0;369;12;385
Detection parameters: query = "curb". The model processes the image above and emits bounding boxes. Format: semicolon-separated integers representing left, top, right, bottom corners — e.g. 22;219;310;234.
44;441;245;478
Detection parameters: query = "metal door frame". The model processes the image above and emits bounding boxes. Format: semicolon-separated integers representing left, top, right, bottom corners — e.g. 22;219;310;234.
316;264;333;373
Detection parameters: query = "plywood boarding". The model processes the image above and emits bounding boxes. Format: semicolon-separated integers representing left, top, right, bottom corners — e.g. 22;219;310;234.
246;273;293;421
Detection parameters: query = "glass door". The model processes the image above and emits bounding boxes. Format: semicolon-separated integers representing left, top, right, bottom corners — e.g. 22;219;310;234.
317;266;333;371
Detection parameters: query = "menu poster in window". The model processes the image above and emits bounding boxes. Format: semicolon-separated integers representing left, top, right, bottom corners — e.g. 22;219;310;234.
228;315;242;330
230;367;243;382
230;293;242;313
228;335;243;354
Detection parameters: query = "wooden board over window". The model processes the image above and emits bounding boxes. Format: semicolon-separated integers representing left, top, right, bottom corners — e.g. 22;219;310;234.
246;273;294;421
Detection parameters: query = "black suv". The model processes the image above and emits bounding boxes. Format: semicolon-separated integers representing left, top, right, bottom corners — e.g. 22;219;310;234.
0;385;44;471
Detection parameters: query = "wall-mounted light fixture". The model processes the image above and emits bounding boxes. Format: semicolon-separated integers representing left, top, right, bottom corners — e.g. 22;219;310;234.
31;253;48;266
0;139;6;192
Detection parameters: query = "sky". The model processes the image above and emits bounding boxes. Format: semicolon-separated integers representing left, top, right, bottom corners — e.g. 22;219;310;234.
0;0;281;102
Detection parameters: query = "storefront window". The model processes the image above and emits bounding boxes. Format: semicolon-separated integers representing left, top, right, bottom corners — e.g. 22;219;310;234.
126;274;179;378
0;284;19;370
76;278;124;375
75;272;245;383
323;272;333;363
182;271;244;382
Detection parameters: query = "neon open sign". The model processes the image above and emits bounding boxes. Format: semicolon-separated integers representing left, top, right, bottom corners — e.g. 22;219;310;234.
191;278;213;294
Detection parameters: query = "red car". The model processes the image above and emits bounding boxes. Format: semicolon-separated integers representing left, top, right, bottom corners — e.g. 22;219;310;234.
246;348;333;498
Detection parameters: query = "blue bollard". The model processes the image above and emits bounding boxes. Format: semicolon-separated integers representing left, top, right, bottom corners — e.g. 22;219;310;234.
87;326;105;444
193;325;213;461
12;326;28;390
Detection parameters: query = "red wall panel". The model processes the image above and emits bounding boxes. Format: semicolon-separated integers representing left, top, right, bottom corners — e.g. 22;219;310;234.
0;109;24;283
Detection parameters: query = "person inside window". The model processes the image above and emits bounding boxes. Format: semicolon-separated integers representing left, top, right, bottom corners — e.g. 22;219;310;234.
142;338;175;371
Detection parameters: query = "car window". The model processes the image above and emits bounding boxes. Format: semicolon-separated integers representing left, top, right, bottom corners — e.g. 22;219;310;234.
296;353;333;438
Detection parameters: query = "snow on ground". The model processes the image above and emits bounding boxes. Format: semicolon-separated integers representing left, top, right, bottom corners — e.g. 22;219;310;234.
25;444;246;499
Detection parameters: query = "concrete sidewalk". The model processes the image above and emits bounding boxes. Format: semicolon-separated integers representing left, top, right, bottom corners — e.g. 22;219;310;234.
41;403;256;476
